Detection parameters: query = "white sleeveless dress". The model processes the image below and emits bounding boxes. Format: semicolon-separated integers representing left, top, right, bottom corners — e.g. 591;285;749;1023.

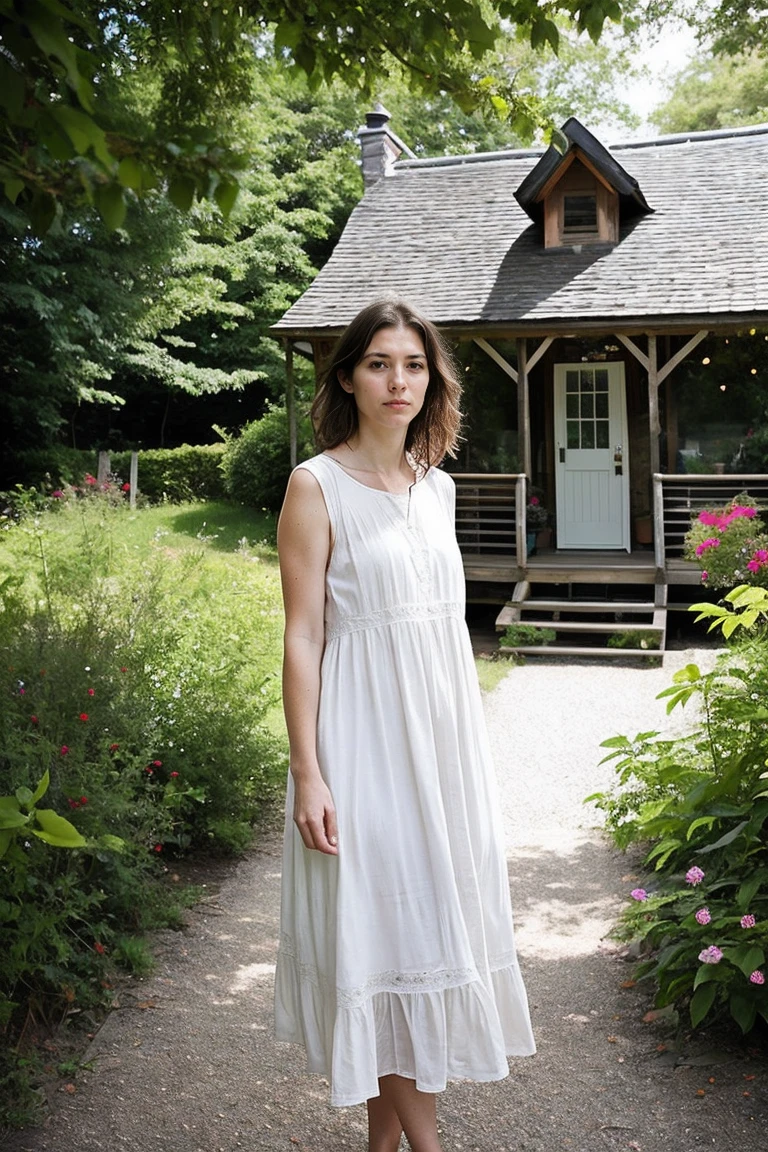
274;452;536;1107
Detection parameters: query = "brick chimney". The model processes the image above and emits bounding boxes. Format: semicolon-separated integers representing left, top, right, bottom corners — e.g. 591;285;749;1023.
358;104;415;191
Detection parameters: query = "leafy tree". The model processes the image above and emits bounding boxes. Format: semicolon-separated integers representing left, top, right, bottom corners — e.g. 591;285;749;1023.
651;50;768;133
0;0;628;233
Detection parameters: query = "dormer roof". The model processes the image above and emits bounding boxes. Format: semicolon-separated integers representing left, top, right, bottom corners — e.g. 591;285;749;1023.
514;117;653;225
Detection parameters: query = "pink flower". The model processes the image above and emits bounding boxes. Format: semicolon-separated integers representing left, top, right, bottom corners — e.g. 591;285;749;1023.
80;796;88;805
695;537;720;557
170;770;179;778
701;571;708;582
698;945;723;964
747;549;768;575
153;759;162;767
154;843;163;853
630;888;648;901
695;907;711;925
121;482;130;492
51;489;64;498
87;688;95;696
741;914;756;929
30;715;39;724
749;970;765;985
698;510;720;527
529;496;540;506
18;687;25;696
686;866;705;886
84;474;97;486
79;712;89;722
61;745;69;756
68;798;79;809
145;766;154;775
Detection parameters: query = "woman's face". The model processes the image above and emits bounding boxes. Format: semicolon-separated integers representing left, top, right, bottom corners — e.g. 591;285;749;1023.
338;324;430;433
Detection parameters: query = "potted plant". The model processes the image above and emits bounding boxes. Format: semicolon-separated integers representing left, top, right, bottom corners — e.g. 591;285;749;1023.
526;495;549;554
634;510;653;546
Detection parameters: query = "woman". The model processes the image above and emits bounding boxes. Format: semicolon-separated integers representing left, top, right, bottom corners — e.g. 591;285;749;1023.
274;298;535;1152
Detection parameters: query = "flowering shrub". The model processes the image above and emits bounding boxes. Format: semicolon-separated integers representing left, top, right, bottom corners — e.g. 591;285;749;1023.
684;494;768;589
586;586;768;1036
0;493;286;1123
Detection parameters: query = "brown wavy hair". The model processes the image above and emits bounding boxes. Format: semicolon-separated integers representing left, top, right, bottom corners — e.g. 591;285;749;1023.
310;298;463;467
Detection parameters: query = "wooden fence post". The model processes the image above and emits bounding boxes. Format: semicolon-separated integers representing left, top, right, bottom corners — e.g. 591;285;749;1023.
129;452;138;509
97;451;110;484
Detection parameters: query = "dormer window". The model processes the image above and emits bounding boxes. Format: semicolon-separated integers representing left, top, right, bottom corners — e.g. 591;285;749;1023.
563;194;597;233
541;156;618;248
514;117;653;252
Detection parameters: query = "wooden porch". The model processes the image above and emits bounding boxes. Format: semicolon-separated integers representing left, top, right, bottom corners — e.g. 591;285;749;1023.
455;471;768;657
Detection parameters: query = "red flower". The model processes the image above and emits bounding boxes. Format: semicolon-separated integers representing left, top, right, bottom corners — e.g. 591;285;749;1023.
80;796;88;805
84;474;97;486
153;759;162;767
121;483;130;492
19;687;25;695
154;843;163;853
30;715;39;724
145;766;154;775
120;666;127;673
61;745;69;756
79;712;89;722
87;688;95;696
93;941;106;955
68;798;79;809
51;489;64;498
170;771;179;778
109;742;119;752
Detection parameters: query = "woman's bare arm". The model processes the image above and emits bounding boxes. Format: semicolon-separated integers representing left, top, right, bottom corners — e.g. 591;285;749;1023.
277;467;338;856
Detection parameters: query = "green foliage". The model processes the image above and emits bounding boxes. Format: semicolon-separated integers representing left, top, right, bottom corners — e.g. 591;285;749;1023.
221;405;312;512
607;629;661;650
6;447;227;504
586;597;768;1036
499;623;556;647
691;584;768;639
111;446;227;503
651;50;768;133
0;0;631;233
683;496;768;590
0;493;287;1123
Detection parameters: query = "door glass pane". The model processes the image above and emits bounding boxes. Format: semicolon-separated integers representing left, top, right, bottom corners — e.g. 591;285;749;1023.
595;392;608;418
580;393;594;418
596;420;610;448
580;369;594;390
581;423;595;449
566;371;579;392
567;421;579;448
595;368;609;390
566;394;579;418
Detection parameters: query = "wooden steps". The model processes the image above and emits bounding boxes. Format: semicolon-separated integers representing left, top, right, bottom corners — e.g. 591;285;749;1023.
496;582;667;660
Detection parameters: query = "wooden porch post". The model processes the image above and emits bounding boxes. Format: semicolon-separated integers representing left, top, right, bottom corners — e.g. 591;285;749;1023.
648;335;660;478
517;337;531;478
285;339;297;469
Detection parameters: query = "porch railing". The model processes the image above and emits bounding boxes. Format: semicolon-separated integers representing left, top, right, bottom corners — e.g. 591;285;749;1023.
653;473;768;568
452;472;527;568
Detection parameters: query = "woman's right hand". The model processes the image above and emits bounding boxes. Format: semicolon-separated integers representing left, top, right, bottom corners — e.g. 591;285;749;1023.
292;772;339;855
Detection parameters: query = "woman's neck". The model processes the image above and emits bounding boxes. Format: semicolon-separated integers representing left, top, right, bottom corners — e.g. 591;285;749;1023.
335;431;411;477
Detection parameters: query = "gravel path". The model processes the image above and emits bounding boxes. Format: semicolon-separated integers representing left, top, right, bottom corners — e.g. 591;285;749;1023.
5;649;767;1152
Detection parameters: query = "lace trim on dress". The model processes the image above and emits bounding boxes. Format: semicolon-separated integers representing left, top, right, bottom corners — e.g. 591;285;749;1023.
278;933;480;1007
325;600;463;642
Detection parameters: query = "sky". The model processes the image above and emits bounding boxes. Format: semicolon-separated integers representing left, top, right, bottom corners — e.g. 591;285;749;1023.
608;21;701;140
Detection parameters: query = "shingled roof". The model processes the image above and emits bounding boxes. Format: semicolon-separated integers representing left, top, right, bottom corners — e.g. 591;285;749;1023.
272;123;768;337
